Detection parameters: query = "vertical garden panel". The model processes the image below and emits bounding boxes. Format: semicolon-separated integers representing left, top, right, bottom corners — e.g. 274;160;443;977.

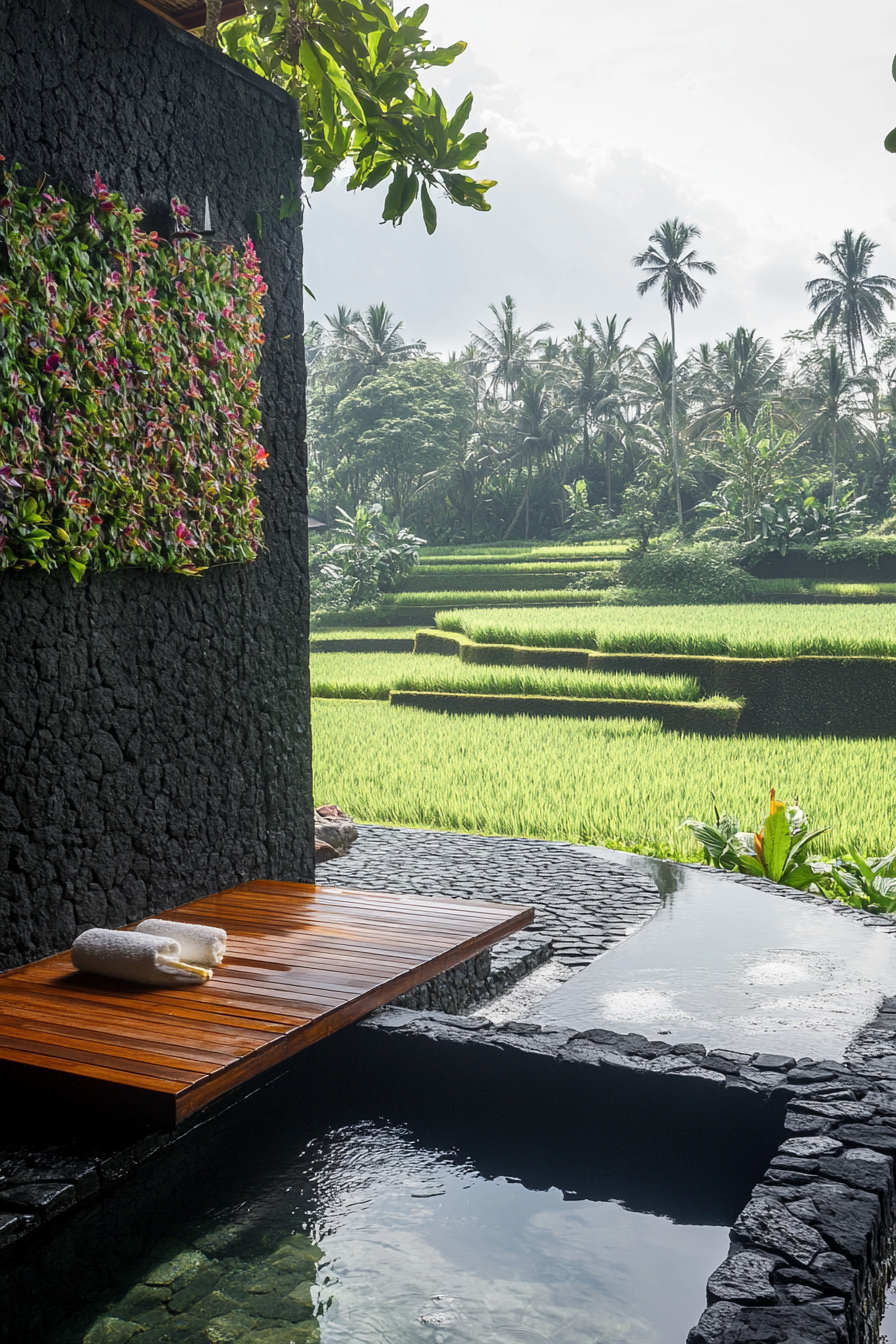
0;0;312;968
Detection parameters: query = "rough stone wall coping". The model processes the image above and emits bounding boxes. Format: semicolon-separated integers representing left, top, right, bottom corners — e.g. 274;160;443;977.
358;1005;896;1344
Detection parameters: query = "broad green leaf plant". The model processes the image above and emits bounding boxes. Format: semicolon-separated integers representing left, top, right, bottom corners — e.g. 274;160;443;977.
826;850;896;914
216;0;495;233
684;790;896;913
683;790;829;891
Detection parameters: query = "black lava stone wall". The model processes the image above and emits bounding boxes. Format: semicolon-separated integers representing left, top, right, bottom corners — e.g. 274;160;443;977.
0;0;313;969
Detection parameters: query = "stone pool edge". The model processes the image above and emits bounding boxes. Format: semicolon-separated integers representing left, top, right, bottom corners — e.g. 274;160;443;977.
359;1000;896;1344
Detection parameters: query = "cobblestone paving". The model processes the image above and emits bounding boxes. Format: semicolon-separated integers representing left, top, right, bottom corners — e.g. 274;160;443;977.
326;825;662;969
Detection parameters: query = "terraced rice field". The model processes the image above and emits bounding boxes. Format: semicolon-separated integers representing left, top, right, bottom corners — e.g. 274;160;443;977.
310;627;421;642
435;604;896;658
421;541;632;561
312;700;896;860
310;652;702;701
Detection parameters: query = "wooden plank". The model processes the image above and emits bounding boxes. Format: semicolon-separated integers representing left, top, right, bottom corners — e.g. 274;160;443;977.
0;881;533;1126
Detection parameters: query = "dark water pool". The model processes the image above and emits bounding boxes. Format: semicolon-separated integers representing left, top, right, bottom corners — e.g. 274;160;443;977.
14;1029;780;1344
56;1120;728;1344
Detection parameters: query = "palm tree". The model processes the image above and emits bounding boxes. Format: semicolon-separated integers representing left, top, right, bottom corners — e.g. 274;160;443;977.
590;315;641;512
504;374;562;539
795;345;868;505
691;328;786;431
327;302;424;387
632;218;717;525
638;335;684;482
806;230;896;373
559;329;603;490
474;295;552;401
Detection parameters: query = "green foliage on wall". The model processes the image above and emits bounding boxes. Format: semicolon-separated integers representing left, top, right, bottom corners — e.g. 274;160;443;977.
0;159;268;581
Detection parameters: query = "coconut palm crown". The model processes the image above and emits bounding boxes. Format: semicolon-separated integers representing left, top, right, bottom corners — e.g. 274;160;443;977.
805;230;896;372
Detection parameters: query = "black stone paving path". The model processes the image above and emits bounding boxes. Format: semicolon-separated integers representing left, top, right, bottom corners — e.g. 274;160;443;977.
327;824;662;968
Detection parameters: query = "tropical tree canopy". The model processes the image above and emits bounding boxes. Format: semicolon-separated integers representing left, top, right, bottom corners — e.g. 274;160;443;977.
209;0;495;232
330;358;473;516
306;230;896;545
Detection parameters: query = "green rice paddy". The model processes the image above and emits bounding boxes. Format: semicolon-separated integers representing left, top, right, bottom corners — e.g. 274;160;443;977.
310;652;702;702
436;604;896;657
309;627;421;642
312;700;896;860
392;589;608;607
421;541;632;560
409;561;617;575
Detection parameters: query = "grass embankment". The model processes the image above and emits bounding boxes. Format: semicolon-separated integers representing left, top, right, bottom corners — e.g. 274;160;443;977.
312;700;896;860
413;562;616;574
392;589;609;608
310;651;702;702
310;627;422;642
422;541;632;560
436;604;896;658
400;563;615;594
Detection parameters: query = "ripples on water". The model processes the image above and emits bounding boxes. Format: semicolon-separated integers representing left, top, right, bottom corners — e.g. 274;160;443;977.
61;1117;728;1344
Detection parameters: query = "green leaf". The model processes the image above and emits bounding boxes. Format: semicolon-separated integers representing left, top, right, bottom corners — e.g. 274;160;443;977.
782;863;817;891
444;92;474;141
885;127;896;154
420;181;437;234
382;164;409;221
682;819;728;859
762;801;791;882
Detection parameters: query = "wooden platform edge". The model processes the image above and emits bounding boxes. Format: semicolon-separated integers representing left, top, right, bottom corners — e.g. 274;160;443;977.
171;900;534;1123
0;895;534;1129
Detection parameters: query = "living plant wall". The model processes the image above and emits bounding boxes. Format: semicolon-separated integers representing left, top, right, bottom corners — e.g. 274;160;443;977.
0;159;268;580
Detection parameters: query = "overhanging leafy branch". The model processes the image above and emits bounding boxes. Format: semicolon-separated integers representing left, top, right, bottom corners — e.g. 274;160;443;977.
216;0;495;233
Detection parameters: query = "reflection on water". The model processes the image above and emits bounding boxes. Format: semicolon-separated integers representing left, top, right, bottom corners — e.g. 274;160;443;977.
58;1118;728;1344
310;1124;728;1344
538;847;896;1057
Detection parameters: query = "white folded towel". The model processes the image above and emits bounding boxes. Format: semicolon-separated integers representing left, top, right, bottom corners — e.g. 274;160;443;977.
135;918;227;967
70;929;212;986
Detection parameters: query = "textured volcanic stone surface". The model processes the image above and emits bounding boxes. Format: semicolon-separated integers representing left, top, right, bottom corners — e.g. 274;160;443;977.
327;824;662;966
688;1302;841;1344
733;1196;828;1266
0;0;312;968
707;1253;779;1305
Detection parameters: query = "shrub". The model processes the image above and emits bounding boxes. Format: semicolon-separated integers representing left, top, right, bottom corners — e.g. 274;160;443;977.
617;541;758;603
815;536;896;566
683;790;829;889
0;160;267;579
312;503;425;610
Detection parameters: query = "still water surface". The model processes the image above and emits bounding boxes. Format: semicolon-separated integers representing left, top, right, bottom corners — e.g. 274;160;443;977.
59;1114;729;1344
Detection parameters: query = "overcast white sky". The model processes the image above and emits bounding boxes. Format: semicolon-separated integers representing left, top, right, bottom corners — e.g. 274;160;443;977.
301;0;896;357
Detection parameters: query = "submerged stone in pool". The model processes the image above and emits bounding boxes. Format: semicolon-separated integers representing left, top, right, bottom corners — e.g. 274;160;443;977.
531;860;896;1058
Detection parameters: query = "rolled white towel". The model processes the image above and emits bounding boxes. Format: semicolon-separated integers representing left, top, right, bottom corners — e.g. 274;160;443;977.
71;929;212;986
135;918;227;967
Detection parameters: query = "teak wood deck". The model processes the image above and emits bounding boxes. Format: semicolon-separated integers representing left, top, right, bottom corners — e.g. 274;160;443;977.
0;880;533;1127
